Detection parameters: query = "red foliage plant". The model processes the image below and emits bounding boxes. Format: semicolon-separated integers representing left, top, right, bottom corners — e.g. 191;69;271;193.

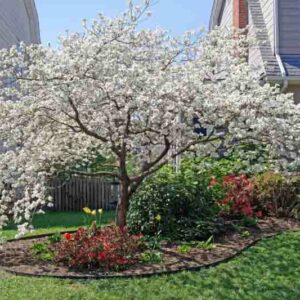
215;175;262;218
55;226;144;271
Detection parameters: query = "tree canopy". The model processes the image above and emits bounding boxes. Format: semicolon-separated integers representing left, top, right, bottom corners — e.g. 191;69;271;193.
0;1;299;234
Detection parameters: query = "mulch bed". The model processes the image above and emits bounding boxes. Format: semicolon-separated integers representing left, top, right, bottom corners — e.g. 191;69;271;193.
0;217;300;279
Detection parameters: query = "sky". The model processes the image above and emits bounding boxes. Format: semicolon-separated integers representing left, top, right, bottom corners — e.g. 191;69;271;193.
35;0;214;46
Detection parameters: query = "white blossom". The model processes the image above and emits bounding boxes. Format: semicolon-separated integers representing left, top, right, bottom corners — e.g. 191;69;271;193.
0;1;299;234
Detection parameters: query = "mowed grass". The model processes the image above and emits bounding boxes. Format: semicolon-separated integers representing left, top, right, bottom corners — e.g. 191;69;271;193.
2;210;116;240
1;213;300;300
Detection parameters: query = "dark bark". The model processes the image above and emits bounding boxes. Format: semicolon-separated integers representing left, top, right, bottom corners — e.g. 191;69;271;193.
115;180;129;226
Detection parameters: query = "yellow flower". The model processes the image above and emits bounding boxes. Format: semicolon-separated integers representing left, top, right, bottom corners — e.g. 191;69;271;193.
98;208;103;215
83;207;91;214
91;210;97;216
155;214;161;222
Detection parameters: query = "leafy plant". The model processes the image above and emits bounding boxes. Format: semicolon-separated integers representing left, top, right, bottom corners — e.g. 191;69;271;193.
128;164;223;241
218;175;259;218
31;242;48;253
31;242;55;261
48;232;61;244
140;251;163;263
189;143;271;180
241;216;258;227
55;226;144;271
232;223;243;233
196;236;215;250
177;244;192;254
142;235;162;251
241;230;251;239
39;252;55;261
254;172;300;218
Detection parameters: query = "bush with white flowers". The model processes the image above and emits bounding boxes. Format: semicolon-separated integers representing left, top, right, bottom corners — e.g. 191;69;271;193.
0;1;299;235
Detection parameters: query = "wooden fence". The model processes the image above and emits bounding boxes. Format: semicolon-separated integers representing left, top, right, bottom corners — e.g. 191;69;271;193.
48;177;119;211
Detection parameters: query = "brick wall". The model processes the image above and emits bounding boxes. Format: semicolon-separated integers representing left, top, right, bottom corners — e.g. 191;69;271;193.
233;0;249;28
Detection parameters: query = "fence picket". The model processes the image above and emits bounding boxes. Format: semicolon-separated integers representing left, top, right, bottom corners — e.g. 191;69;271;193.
49;177;118;211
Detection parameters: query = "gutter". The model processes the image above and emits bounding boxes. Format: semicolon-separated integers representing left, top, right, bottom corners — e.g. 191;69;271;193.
209;0;224;31
274;0;288;92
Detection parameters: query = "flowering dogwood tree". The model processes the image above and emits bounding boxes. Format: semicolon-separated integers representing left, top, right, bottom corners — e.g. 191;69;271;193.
0;1;299;234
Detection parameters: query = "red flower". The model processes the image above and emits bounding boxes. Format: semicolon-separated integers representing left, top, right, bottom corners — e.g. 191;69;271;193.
64;232;72;240
56;225;143;271
103;243;111;251
220;175;256;218
98;251;107;260
88;252;97;259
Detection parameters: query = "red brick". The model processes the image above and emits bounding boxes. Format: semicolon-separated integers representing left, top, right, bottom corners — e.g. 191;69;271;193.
233;0;249;28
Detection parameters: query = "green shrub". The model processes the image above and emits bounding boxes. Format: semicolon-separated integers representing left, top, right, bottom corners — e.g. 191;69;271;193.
254;172;300;218
190;143;271;180
127;165;223;241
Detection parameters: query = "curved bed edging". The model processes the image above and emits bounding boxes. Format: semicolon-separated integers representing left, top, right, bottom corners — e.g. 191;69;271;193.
1;230;298;280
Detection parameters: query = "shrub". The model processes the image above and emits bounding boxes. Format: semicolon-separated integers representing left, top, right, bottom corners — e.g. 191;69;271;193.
218;175;258;218
127;165;223;241
254;172;300;218
55;226;144;271
190;143;271;180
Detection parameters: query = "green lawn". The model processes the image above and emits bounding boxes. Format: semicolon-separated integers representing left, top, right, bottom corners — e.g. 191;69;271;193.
1;213;300;300
2;211;116;240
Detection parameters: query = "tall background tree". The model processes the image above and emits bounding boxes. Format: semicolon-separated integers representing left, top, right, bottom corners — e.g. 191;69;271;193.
0;1;299;234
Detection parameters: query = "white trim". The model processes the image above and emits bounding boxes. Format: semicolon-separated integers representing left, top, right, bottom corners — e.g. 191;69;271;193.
209;0;225;30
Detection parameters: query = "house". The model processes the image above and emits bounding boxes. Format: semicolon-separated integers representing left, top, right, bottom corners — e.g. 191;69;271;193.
210;0;300;104
0;0;40;49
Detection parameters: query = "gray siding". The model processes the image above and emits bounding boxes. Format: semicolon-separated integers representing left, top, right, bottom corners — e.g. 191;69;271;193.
220;0;233;28
0;0;40;49
279;0;300;55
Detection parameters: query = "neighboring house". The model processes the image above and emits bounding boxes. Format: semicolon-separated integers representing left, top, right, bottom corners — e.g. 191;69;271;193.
0;0;40;49
210;0;300;104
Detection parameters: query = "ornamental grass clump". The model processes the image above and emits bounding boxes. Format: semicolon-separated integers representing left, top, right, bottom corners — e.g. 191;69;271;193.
55;226;144;271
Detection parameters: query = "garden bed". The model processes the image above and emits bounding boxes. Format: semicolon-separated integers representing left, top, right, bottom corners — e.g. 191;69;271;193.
0;218;300;279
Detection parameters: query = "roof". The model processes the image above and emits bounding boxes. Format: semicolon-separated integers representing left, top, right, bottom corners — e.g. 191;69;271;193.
281;55;300;77
210;0;300;81
23;0;41;44
248;0;282;79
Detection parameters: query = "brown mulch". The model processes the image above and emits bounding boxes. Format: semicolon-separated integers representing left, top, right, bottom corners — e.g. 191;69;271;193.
0;217;299;279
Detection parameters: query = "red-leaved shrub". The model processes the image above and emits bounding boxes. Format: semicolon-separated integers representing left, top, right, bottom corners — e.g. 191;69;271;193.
218;175;262;218
55;226;144;271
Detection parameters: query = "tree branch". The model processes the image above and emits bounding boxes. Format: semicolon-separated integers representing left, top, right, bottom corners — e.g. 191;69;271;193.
70;170;121;179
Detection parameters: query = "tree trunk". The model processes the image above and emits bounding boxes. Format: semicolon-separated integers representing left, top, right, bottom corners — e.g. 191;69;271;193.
115;180;129;226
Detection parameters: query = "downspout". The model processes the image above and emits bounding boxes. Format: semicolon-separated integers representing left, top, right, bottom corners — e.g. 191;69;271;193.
274;0;288;92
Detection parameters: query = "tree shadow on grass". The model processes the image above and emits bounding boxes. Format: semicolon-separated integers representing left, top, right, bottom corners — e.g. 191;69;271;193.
82;232;300;300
